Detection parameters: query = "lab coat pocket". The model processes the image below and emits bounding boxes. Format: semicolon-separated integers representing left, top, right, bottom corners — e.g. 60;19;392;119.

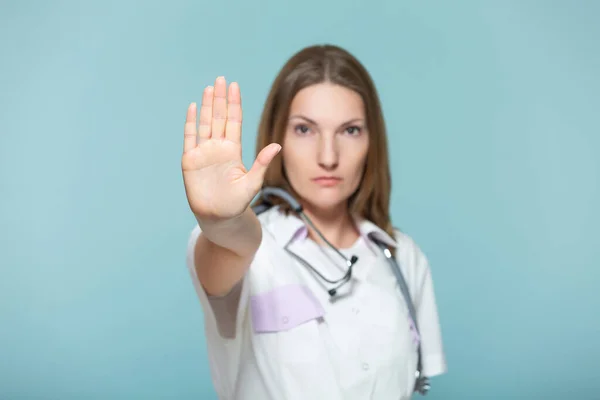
250;283;325;363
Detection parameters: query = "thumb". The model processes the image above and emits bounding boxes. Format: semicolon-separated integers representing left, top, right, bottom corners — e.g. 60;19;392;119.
245;143;282;193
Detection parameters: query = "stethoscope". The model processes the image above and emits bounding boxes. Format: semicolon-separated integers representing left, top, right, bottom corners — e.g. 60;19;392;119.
252;186;431;396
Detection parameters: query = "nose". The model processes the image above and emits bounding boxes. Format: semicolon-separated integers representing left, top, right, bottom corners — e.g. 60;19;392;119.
317;132;339;170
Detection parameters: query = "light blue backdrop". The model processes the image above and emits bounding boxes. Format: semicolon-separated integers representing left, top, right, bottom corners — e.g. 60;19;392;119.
1;1;598;399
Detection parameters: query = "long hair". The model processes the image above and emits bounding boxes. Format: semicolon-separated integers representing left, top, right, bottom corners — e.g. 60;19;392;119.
252;44;394;239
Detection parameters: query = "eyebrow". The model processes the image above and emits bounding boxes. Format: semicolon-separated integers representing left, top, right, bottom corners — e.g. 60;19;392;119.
288;115;365;126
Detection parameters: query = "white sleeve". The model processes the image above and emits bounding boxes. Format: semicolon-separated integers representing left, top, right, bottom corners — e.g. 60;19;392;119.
411;242;448;378
185;224;250;398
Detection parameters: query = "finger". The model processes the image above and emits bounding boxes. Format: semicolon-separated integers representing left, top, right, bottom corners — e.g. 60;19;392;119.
183;102;197;152
245;143;282;193
211;76;227;140
198;86;214;142
225;82;242;143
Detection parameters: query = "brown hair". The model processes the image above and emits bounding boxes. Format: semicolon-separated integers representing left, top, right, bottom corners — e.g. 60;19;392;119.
252;44;395;239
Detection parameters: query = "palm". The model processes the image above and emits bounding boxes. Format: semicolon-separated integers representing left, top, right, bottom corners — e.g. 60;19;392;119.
181;77;280;221
183;140;248;219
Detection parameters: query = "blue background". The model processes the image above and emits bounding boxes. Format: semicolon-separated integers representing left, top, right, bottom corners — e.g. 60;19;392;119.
1;1;599;399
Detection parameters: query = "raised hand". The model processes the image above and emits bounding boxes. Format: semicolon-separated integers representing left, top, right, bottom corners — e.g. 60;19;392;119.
182;77;281;222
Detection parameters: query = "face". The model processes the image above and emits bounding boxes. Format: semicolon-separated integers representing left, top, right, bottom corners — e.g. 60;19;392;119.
282;83;369;213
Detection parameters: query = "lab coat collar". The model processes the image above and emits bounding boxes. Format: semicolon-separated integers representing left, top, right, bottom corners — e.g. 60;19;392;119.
265;206;397;252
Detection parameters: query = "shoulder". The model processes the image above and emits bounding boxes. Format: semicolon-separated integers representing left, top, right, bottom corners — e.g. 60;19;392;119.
254;204;285;230
254;205;299;249
391;227;433;284
392;228;428;262
255;205;280;227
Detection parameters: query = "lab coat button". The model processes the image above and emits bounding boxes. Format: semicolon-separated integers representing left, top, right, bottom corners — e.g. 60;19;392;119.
282;316;289;324
362;362;370;371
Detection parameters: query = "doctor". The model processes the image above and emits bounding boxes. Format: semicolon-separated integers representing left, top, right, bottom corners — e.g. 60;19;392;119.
182;44;447;400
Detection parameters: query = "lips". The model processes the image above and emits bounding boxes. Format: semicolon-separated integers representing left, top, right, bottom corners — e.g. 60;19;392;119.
312;177;342;187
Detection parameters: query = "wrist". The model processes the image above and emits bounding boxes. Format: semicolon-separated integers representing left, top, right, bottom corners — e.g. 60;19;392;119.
196;208;261;256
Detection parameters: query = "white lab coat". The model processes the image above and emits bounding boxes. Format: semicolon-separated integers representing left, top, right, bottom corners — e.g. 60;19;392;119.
186;206;447;400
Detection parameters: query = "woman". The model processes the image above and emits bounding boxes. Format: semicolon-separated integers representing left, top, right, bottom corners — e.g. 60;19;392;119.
182;44;447;400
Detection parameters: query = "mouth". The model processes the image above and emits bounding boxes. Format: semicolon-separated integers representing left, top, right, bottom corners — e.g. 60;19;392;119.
312;176;342;187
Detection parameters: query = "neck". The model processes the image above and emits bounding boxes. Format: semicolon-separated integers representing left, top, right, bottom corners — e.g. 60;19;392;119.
300;202;360;249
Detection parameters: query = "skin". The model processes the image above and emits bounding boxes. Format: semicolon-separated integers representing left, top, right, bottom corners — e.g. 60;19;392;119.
182;77;369;296
283;83;370;249
182;77;280;296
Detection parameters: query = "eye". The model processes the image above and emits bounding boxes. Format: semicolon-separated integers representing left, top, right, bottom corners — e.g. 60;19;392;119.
294;124;311;135
344;126;362;136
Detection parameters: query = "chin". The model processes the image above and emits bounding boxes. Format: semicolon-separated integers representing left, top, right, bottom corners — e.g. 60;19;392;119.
299;190;349;213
